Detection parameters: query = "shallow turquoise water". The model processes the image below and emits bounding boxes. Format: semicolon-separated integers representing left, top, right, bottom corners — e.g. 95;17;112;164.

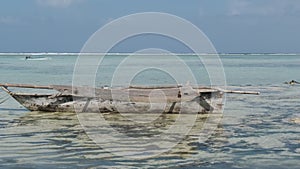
0;54;299;168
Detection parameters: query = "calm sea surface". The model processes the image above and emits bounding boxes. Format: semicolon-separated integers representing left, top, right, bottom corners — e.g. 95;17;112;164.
0;54;299;168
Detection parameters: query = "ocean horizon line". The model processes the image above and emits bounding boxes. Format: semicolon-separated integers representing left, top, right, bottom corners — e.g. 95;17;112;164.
0;52;300;56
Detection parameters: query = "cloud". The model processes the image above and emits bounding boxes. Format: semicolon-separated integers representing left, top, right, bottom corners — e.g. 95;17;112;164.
0;16;19;25
228;0;300;16
228;0;250;16
36;0;83;8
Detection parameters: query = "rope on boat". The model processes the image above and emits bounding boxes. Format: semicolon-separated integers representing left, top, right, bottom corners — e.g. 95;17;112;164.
48;92;64;99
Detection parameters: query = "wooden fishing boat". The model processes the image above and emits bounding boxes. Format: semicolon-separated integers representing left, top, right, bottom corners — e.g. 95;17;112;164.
0;83;259;114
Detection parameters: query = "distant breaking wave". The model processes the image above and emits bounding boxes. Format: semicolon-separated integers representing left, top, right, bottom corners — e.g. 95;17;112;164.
20;57;52;61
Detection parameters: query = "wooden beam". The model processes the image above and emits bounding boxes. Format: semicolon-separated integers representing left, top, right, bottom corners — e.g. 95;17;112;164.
0;83;53;89
221;89;260;95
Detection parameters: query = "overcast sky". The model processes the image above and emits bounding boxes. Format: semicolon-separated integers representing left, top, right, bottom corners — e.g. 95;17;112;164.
1;0;300;53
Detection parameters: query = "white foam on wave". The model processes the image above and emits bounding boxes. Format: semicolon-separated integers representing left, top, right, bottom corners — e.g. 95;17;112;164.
20;57;52;61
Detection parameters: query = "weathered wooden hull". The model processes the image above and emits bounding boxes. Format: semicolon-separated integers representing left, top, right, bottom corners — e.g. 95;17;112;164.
2;85;224;114
13;95;223;114
9;91;223;114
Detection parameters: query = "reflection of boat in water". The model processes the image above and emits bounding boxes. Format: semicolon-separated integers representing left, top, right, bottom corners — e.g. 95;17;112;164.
98;112;224;158
24;56;51;61
10;110;223;159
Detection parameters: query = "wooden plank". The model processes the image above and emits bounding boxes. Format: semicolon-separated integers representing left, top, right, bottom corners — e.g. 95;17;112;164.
221;89;260;95
0;83;259;95
0;83;53;89
129;85;182;89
